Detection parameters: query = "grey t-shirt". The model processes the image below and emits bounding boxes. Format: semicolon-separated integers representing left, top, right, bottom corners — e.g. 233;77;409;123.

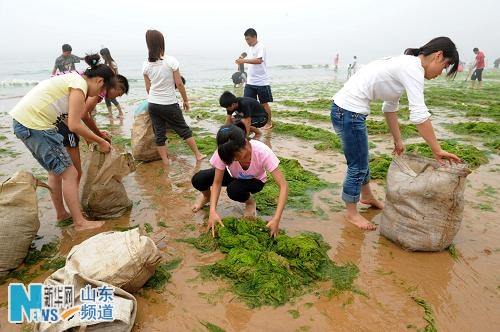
54;54;81;73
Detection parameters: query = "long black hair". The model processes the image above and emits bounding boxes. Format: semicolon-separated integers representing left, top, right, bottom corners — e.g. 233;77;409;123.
404;37;459;78
83;54;116;88
216;124;247;164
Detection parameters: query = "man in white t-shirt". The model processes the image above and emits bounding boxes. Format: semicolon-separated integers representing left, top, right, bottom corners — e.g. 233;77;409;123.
236;28;273;129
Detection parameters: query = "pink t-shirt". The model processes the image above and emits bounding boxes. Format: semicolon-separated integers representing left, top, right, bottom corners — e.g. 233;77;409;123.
210;140;280;183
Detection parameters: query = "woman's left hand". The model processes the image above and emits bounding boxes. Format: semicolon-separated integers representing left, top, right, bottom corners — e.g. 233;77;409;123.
393;139;405;155
266;217;280;238
183;100;190;112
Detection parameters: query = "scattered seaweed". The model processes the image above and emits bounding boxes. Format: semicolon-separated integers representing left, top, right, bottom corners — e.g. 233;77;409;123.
24;241;59;266
406;140;488;169
447;244;460;261
186;217;359;308
195;135;218;155
484;139;500;153
56;218;73;228
177;233;219;252
200;321;226;332
279;99;331;110
412;297;437;332
366;120;418;138
255;157;329;215
369;154;393;180
112;136;132;148
446;122;500;138
0;147;20;158
288;309;300;319
144;223;154;234
143;258;182;291
273;122;342;152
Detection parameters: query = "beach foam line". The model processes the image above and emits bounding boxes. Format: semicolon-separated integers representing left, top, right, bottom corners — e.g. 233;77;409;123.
0;79;39;87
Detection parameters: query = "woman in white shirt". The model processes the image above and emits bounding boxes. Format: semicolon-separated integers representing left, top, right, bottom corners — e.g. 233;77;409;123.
142;29;205;166
331;36;461;231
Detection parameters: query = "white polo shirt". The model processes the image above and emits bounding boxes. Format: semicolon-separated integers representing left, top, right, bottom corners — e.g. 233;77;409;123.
333;55;431;124
247;42;269;86
142;55;180;105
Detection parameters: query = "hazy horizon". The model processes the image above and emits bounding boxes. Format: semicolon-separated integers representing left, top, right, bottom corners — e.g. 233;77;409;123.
1;0;499;67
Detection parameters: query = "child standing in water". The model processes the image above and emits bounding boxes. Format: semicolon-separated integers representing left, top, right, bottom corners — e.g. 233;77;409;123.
191;124;288;237
331;37;461;231
142;29;205;166
10;54;115;231
100;47;124;118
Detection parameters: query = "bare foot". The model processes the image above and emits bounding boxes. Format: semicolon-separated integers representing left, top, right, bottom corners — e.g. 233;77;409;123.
263;122;273;130
243;198;257;219
74;220;104;231
360;198;385;209
56;211;71;222
117;113;124;119
192;194;209;212
196;154;207;161
345;213;376;231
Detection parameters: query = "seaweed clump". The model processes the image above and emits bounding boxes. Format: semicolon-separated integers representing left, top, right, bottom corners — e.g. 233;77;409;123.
369;154;393;180
406;140;488;169
186;217;359;308
272;122;342;152
255;158;329;215
446;122;500;138
144;258;182;291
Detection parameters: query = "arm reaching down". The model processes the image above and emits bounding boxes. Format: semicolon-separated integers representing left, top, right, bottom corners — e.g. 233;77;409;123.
207;168;225;236
266;167;288;237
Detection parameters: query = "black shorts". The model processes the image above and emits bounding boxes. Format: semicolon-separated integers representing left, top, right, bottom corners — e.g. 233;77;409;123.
56;121;79;148
244;84;273;104
471;68;483;81
105;97;120;107
148;102;193;146
251;115;269;128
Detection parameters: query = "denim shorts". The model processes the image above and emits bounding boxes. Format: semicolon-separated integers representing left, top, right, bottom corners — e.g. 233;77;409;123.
13;119;73;175
330;103;370;203
244;84;273;104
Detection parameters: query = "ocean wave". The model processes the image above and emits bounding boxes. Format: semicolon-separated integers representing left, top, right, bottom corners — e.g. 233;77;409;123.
0;79;39;87
273;64;331;70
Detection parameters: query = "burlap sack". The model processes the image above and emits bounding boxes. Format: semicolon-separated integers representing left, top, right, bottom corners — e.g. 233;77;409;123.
377;154;471;251
131;101;161;162
0;171;49;279
63;229;161;293
80;145;135;219
37;267;137;332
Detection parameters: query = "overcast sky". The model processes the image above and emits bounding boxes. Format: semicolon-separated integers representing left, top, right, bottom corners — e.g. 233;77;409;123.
0;0;498;65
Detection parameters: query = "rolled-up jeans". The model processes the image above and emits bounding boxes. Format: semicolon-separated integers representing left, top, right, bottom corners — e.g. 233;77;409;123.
330;102;370;203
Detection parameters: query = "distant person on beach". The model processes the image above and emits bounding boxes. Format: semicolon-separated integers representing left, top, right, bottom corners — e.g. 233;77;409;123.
52;44;83;75
494;58;500;69
232;52;248;87
347;64;352;79
236;28;273;129
331;36;461;231
191;124;288;237
10;54;116;231
470;47;486;88
219;91;268;138
351;56;358;73
142;29;205;166
100;47;124;118
334;53;339;71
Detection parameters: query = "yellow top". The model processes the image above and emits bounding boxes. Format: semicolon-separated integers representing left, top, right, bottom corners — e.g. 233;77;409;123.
10;73;88;130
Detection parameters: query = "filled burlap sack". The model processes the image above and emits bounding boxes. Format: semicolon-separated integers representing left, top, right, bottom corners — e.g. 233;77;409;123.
377;154;471;251
80;145;135;219
37;269;137;332
131;101;161;163
64;229;161;293
0;171;49;279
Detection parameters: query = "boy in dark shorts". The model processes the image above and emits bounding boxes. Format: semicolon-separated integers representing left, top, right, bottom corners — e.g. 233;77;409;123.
219;91;268;138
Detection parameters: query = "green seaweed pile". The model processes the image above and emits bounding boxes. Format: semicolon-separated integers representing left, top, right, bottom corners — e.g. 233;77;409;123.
278;98;332;110
369;154;393;180
273;122;342;152
366;120;419;138
446;121;500;138
185;217;359;308
406;140;488;169
144;258;182;291
195;135;218;155
255;157;329;215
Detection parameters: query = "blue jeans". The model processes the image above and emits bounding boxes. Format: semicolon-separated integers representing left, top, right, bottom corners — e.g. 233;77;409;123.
330;103;370;203
12;119;72;175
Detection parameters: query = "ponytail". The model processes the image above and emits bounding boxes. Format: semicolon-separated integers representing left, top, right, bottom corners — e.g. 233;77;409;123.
216;124;247;164
83;53;116;88
404;37;460;78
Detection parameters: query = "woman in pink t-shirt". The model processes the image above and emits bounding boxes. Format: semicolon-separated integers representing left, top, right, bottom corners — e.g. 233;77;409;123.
191;124;288;237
